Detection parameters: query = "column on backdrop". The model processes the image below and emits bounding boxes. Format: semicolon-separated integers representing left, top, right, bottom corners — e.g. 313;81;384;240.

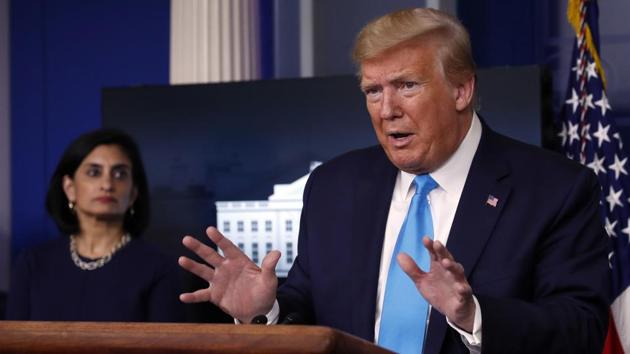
170;0;260;84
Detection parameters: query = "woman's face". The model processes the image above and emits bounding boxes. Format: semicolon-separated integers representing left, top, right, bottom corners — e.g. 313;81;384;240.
63;144;137;223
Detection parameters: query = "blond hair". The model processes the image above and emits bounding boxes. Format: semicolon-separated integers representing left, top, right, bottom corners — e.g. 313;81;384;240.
352;8;476;86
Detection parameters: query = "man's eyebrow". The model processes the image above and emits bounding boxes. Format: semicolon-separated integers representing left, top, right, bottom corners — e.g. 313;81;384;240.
360;71;419;88
359;82;380;91
387;71;418;83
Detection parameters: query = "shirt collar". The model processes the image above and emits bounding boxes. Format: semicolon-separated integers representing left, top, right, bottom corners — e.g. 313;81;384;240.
397;112;483;200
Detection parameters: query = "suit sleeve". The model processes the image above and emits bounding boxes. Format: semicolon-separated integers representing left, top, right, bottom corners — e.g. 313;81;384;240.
478;168;609;354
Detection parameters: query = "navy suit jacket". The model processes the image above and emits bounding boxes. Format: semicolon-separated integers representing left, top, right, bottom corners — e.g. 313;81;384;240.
277;126;609;354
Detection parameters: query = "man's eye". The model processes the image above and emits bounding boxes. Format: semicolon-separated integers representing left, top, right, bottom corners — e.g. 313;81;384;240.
363;87;381;97
402;81;417;89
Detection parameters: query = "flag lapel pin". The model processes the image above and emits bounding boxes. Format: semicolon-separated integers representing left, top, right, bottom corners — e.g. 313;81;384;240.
486;194;499;207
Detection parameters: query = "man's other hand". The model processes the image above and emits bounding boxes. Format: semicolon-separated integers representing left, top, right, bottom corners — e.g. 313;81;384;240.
398;237;476;332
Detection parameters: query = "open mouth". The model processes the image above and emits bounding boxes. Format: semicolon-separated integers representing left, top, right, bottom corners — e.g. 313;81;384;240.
387;132;414;147
390;132;412;140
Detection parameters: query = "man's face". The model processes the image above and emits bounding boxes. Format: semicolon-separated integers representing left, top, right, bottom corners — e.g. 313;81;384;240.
360;41;473;174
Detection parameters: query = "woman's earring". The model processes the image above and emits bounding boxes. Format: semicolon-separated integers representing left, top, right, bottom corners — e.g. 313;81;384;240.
68;201;75;211
129;207;135;216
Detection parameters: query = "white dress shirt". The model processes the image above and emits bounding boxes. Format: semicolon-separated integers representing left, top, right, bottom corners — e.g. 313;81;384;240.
374;113;483;353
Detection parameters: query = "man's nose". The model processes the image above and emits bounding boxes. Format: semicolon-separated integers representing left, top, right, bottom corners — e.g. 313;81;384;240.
379;88;401;120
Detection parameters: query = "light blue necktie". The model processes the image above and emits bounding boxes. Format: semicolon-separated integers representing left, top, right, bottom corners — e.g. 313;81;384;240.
379;174;437;354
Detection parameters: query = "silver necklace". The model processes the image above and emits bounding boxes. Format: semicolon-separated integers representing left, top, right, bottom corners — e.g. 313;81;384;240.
69;233;131;271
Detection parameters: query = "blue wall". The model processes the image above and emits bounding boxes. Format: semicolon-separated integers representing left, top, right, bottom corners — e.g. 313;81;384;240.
458;1;547;67
459;0;630;128
10;0;170;256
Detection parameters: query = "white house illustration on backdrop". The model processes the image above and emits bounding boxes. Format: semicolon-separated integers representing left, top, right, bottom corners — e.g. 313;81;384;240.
215;162;321;277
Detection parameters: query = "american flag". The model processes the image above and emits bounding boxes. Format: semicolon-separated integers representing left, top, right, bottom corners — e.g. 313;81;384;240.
486;195;498;208
556;0;630;352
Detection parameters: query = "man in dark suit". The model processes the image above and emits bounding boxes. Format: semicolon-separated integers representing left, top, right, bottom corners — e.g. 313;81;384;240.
179;8;609;354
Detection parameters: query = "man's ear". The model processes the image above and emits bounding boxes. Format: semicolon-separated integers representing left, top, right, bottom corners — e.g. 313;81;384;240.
62;175;76;203
454;75;475;112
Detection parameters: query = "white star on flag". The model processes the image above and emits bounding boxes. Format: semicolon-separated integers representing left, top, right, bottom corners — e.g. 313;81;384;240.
613;132;624;150
571;58;583;77
580;93;595;111
608;154;628;180
606;186;623;212
622;218;630;238
587;153;607;176
605;217;618;237
557;123;568;146
565;89;580;114
568;121;580;145
592;121;611;148
595;91;612;116
608;251;615;268
586;61;598;80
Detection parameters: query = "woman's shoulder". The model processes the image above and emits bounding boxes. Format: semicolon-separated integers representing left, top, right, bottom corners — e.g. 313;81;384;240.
18;236;68;260
12;236;71;275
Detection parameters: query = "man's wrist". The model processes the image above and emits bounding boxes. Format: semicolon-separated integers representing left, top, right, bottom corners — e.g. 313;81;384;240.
446;295;482;346
233;300;280;325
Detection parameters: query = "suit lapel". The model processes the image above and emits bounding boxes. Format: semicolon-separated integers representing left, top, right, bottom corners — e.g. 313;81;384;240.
424;127;512;354
350;147;398;341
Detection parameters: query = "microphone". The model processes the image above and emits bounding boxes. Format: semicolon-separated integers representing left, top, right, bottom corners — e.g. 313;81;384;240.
280;312;304;325
251;314;268;324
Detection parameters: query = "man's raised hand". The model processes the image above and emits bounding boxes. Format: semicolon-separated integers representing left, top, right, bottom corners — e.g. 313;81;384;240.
398;236;476;332
178;226;281;323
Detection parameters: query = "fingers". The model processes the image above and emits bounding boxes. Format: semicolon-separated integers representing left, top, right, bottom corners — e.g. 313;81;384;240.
261;250;281;276
420;237;466;281
179;288;212;304
432;239;454;261
422;237;438;262
205;226;243;258
398;252;424;282
441;257;467;282
423;237;453;263
182;235;224;267
182;227;248;265
178;255;215;282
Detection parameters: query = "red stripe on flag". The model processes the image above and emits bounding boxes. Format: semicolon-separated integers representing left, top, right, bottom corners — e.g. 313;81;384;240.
602;311;625;354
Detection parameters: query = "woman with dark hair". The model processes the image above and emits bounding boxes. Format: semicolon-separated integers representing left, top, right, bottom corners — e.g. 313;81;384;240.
6;129;184;322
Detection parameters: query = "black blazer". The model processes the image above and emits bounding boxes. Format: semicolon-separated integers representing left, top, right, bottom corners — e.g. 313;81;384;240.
277;126;609;354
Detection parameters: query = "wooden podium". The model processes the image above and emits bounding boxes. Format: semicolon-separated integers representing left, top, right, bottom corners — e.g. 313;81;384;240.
0;321;393;353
